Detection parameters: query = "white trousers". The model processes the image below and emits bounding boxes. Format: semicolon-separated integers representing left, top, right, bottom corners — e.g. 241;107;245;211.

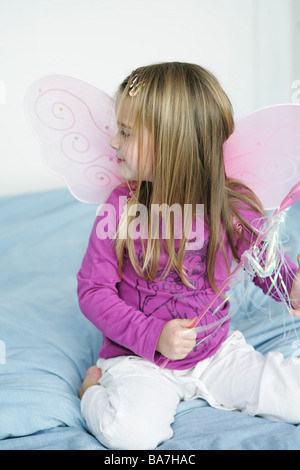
81;331;300;450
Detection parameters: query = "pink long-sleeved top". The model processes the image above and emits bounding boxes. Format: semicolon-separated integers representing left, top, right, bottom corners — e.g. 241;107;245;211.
77;185;297;370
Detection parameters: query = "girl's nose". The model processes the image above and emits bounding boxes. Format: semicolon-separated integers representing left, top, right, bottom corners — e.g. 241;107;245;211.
110;133;120;150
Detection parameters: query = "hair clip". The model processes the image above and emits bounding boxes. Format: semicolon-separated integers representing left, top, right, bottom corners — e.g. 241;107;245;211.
129;76;145;97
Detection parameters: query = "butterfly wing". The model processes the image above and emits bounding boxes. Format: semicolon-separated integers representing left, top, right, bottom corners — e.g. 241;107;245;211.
223;104;300;210
25;74;125;204
26;76;300;210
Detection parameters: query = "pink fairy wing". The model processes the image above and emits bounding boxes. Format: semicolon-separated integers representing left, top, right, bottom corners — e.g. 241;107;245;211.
26;76;300;210
223;104;300;210
25;74;125;204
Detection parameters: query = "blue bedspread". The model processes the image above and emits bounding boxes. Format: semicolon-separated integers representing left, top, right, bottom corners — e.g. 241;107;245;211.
1;189;300;450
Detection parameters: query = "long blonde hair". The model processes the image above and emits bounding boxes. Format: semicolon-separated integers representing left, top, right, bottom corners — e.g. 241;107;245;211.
114;62;264;290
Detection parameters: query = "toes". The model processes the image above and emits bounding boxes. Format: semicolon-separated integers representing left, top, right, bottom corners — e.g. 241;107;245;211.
85;365;102;381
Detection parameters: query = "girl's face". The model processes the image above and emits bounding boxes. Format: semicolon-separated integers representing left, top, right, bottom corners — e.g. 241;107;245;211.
110;98;153;182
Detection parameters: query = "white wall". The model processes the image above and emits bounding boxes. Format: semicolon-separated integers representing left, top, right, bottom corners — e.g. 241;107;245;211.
293;0;300;83
0;0;299;197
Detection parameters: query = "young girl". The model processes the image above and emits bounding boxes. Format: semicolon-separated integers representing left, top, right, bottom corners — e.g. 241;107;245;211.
77;62;300;450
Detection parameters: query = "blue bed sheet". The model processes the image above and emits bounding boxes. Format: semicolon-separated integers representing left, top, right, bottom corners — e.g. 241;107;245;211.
0;188;300;450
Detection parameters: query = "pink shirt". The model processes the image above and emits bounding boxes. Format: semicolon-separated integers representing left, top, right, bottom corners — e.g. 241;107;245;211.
77;185;297;370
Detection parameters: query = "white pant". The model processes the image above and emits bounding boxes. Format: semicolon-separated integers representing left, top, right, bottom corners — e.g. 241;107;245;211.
81;331;300;450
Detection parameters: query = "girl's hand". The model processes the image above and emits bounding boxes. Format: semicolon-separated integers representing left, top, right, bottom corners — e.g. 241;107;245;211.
156;318;197;360
290;254;300;317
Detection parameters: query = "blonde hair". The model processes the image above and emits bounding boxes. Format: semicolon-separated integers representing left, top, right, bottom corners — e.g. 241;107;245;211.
114;62;264;290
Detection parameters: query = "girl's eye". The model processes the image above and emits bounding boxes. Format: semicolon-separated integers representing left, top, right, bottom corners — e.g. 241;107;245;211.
121;129;131;139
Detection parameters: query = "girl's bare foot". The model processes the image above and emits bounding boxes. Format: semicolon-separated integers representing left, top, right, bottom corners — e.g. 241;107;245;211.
79;366;102;399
